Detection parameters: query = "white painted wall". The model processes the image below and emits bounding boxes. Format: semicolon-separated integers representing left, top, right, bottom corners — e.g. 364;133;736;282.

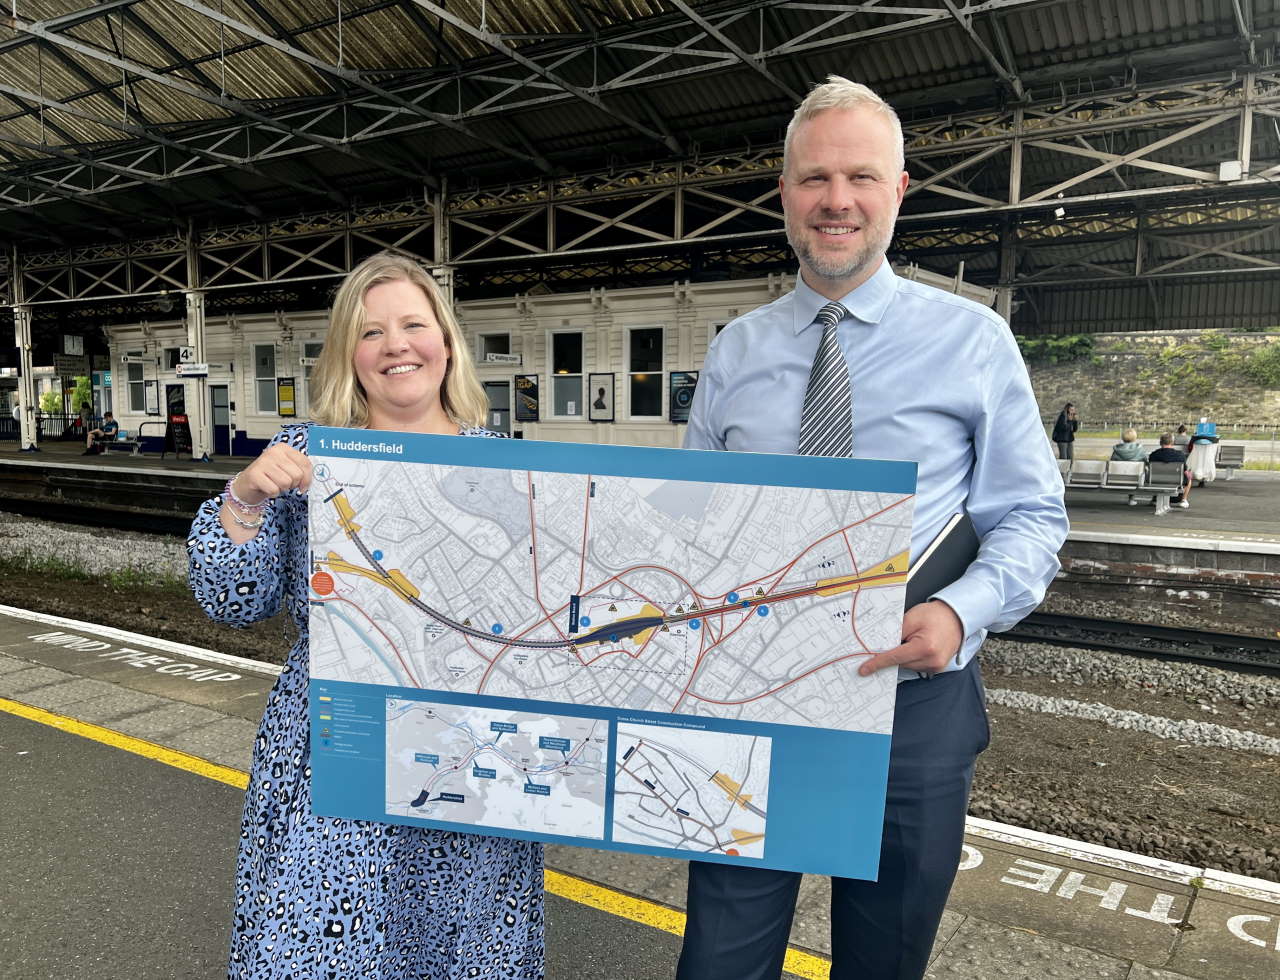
103;267;994;450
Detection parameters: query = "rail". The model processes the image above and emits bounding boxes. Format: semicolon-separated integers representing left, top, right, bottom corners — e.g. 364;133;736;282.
995;612;1280;675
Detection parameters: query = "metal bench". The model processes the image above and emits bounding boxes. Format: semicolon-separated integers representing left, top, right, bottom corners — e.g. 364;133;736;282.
97;429;143;456
1065;459;1105;488
1062;459;1181;515
1145;461;1186;515
1216;443;1245;479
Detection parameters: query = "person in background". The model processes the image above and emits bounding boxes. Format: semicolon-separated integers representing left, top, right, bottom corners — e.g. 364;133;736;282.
83;410;118;454
1148;432;1192;509
187;251;544;980
1173;424;1191;452
1051;402;1078;459
1188;416;1219;484
1109;427;1147;462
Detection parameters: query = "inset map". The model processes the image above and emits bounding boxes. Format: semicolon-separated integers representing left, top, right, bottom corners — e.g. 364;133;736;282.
612;721;770;858
386;699;608;839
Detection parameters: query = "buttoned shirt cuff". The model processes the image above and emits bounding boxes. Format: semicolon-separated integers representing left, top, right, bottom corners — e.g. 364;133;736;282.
929;575;1004;642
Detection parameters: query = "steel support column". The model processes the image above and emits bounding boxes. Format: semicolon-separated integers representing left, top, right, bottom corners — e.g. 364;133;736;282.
13;302;37;451
185;288;210;460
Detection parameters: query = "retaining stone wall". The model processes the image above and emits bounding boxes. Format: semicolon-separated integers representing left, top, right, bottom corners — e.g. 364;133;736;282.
1028;330;1280;427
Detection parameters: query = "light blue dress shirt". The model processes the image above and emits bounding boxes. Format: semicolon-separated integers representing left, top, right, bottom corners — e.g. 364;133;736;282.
684;260;1068;674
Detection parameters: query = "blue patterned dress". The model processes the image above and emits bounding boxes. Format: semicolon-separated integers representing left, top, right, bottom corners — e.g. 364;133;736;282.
188;423;545;980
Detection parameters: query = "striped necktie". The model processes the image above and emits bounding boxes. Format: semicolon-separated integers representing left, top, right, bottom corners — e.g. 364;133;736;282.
797;301;852;457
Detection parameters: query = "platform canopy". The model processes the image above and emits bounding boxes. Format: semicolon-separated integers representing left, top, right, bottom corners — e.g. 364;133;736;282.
1;1;1278;333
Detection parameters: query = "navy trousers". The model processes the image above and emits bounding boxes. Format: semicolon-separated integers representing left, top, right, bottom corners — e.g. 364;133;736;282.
675;659;991;980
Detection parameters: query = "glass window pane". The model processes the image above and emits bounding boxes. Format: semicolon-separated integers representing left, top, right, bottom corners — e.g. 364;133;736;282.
553;375;581;416
552;333;582;374
481;334;510;356
129;383;145;412
629;329;662;372
631;375;661;417
255;345;275;378
257;379;277;412
127;362;143;382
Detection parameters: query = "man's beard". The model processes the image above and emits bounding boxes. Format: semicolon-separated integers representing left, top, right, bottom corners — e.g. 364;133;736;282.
785;213;894;283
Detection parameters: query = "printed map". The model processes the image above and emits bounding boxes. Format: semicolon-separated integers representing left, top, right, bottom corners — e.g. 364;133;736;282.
308;432;915;870
308;457;912;735
385;699;608;838
613;721;770;857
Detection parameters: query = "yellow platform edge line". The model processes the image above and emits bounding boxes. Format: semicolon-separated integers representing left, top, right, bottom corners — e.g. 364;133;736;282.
1;697;831;979
0;696;250;791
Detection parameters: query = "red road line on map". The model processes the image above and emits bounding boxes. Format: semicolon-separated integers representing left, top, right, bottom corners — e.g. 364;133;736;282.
314;594;421;688
684;651;870;705
843;531;873;648
578;474;592;593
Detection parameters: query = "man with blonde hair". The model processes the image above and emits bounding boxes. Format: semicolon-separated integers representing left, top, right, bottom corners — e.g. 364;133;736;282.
679;77;1067;980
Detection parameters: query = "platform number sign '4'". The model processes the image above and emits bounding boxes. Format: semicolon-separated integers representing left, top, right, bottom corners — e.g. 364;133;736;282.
179;346;195;363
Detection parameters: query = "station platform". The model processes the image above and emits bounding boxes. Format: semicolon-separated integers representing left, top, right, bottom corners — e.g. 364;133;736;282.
3;436;1278;547
1;605;1276;980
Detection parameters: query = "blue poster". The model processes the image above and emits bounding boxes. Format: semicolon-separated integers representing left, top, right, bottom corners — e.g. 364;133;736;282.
308;427;916;878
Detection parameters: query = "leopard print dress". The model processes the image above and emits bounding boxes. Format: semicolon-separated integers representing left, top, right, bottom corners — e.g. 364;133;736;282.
189;423;545;980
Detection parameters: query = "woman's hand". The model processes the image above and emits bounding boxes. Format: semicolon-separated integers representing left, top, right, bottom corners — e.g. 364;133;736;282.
220;444;311;542
232;444;313;505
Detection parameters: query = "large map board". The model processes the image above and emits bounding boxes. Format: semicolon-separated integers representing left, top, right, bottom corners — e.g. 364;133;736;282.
308;427;916;878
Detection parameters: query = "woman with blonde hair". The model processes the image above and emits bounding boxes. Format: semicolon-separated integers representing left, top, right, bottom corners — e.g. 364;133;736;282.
188;251;544;979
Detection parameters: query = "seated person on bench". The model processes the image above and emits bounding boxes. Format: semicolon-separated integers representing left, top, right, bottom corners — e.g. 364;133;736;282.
1109;427;1147;462
84;411;118;454
1148;432;1192;509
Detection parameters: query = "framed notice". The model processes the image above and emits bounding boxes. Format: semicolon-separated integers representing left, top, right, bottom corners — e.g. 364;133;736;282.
588;373;614;422
144;380;160;416
515;374;539;422
669;371;698;424
278;377;297;418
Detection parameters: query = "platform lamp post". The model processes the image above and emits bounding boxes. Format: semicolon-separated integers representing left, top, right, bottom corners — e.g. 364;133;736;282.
12;304;38;452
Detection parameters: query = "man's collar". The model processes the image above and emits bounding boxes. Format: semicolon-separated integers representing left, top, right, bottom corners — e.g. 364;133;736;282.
791;260;897;334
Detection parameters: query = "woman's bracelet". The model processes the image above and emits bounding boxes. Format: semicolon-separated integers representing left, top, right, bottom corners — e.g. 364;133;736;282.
224;474;270;515
225;503;265;530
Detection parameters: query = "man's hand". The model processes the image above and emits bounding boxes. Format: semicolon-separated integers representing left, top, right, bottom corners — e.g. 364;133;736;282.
858;599;964;676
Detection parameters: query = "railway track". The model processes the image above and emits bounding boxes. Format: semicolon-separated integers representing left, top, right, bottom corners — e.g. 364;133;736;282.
996;612;1280;676
9;500;1280;676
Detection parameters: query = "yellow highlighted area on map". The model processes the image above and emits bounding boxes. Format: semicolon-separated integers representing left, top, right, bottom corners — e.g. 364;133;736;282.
615;603;664;644
815;549;910;596
320;553;420;601
333;493;362;535
730;829;765;846
385;568;420;601
711;771;752;808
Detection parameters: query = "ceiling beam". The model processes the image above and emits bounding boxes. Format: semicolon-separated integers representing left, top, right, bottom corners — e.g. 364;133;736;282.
1231;0;1257;64
667;0;802;103
8;10;430;186
407;0;682;154
171;0;548;174
940;0;1025;101
0;78;345;208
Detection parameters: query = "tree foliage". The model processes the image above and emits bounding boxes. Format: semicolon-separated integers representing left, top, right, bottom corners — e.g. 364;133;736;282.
1014;334;1095;365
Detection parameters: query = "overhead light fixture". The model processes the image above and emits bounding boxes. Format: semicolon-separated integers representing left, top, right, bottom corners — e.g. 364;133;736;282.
1053;206;1066;219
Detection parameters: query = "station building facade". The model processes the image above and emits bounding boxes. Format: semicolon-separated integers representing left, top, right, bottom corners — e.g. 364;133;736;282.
102;266;991;456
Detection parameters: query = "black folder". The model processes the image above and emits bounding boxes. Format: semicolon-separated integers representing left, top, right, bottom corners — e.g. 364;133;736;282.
904;512;980;609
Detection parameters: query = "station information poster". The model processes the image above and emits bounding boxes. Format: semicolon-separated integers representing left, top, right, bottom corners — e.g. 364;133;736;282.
307;427;916;878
